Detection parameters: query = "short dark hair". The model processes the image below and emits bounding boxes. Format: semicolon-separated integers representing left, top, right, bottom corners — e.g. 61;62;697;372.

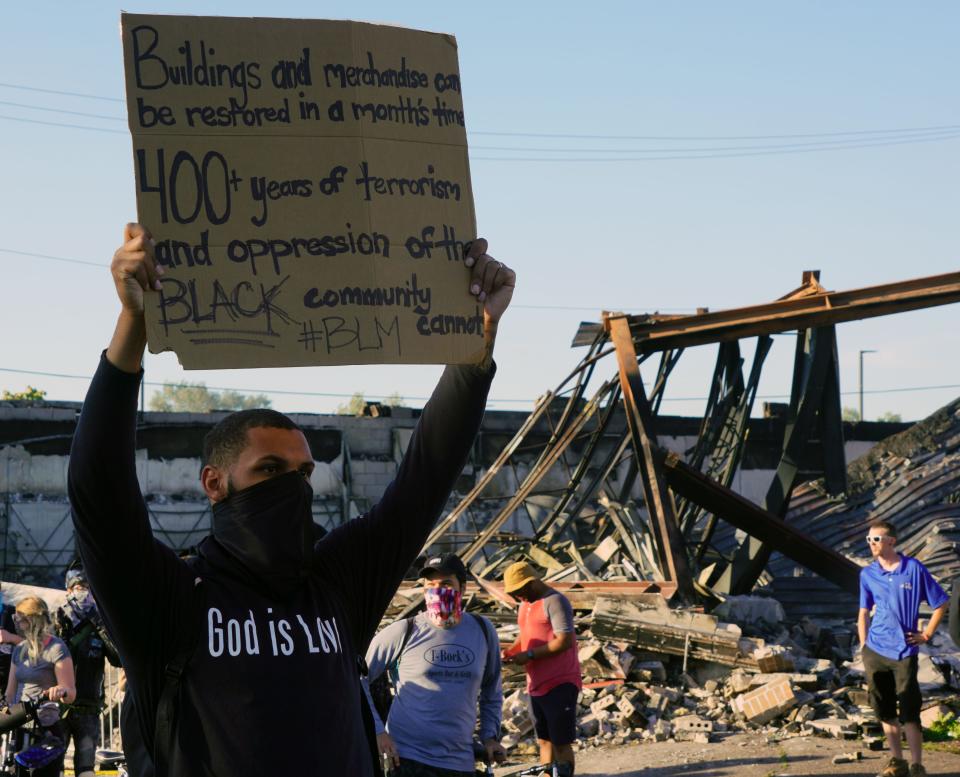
202;409;301;469
868;519;897;538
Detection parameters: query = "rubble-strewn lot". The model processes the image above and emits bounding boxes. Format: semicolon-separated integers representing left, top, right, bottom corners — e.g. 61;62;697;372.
492;592;960;758
388;585;960;766
376;394;960;769
491;732;960;776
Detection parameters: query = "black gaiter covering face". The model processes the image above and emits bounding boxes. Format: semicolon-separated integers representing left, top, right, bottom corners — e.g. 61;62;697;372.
211;470;315;599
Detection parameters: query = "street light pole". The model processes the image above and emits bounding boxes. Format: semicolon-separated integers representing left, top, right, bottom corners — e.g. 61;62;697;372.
859;349;877;422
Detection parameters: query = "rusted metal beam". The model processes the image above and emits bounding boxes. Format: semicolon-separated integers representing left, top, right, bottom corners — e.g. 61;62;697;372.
660;451;861;594
727;325;846;594
423;389;556;551
457;381;613;564
586;270;960;353
689;336;772;563
605;315;696;601
535;383;621;541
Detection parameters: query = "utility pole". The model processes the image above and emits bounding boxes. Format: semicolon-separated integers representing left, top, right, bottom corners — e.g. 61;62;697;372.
859;349;876;422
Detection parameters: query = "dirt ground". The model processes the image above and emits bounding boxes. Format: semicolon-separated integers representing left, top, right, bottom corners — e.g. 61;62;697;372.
494;733;960;776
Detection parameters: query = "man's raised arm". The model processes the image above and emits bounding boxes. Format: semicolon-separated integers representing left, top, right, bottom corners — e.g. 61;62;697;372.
68;224;190;666
315;239;516;649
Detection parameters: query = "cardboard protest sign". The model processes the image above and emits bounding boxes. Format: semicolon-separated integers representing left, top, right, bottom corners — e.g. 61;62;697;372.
121;13;482;369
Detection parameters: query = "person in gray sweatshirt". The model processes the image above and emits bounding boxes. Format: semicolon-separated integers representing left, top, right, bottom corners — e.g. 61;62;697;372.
363;554;505;776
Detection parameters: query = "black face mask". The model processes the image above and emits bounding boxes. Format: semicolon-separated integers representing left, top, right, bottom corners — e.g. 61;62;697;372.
211;471;316;598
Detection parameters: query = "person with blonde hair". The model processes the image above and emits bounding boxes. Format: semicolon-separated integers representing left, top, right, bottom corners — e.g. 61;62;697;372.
4;596;77;777
6;597;75;702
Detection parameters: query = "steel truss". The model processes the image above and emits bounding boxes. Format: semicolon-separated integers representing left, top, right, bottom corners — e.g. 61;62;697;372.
430;269;960;599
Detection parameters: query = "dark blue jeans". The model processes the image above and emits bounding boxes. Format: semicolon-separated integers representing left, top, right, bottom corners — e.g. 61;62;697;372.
64;710;100;774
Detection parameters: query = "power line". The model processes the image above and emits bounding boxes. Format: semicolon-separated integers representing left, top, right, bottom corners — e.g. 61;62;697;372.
470;123;960;141
0;87;956;161
0;114;125;134
2;365;959;405
2;81;960;152
0;82;124;102
3;111;958;158
0;100;126;122
659;383;960;403
0;366;532;404
470;128;960;154
0;248;107;268
3;82;959;142
472;130;960;162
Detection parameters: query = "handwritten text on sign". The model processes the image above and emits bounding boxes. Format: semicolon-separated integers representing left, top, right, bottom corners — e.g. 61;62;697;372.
121;14;481;368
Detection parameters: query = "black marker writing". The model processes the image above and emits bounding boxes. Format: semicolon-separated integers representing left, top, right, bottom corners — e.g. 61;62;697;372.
354;162;460;202
323;52;429;89
130;26;262;108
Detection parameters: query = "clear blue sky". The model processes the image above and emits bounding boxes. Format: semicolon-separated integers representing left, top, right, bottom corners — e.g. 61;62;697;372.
1;1;958;420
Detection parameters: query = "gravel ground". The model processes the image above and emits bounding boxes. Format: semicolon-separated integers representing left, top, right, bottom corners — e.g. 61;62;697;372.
494;732;960;776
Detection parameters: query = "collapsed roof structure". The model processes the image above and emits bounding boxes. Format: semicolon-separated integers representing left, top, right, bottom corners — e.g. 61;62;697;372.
425;269;960;605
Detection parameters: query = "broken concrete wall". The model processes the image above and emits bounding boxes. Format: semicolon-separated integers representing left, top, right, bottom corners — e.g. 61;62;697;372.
0;445;343;498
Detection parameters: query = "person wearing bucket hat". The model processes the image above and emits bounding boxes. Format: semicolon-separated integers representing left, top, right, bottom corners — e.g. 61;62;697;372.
502;562;581;777
362;553;505;775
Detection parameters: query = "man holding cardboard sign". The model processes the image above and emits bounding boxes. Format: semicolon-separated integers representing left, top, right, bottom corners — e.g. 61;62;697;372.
68;223;513;776
69;18;516;774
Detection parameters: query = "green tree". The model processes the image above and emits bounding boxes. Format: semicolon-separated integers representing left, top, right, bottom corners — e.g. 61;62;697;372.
1;386;46;401
336;392;366;416
843;406;904;423
149;382;271;412
336;392;404;415
842;406;861;422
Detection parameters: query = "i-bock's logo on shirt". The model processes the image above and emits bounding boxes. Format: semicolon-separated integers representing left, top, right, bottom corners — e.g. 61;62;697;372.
425;644;475;668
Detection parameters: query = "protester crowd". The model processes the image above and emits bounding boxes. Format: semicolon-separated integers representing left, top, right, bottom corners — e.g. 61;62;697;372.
1;527;952;777
0;568;120;777
0;551;583;777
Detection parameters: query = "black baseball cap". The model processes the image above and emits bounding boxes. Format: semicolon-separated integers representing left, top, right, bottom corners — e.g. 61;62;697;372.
65;567;88;589
419;553;468;587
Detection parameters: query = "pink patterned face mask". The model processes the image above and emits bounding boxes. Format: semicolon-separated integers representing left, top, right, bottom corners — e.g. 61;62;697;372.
424;586;462;629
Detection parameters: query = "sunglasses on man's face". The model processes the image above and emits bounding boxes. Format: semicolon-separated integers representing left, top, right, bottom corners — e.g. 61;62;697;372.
866;535;891;544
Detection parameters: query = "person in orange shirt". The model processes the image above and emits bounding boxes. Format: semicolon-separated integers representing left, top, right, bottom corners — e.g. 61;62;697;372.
502;562;581;777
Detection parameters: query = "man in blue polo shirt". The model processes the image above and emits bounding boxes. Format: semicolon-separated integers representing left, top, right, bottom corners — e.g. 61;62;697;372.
858;520;949;777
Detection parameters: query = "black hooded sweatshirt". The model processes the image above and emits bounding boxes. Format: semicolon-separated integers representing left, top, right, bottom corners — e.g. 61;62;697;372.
68;354;493;776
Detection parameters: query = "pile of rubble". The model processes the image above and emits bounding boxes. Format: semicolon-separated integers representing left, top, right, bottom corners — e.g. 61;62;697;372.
485;593;960;756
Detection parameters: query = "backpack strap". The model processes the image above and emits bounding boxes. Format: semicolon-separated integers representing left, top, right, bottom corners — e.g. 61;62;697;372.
357;655;384;777
67;620;96;654
469;613;498;687
386;616;416;684
357;616;416;777
152;571;204;777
